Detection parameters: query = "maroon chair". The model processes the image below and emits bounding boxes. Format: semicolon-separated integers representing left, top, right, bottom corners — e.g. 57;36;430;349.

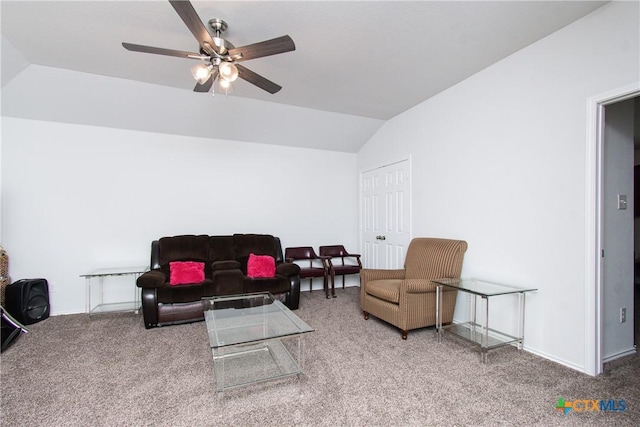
285;247;330;298
319;245;362;298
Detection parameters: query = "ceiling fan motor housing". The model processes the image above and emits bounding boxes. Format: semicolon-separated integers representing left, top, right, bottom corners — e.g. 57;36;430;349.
208;18;228;35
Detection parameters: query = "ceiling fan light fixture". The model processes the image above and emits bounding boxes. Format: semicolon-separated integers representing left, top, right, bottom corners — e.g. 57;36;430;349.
218;62;238;82
191;63;212;84
219;77;233;91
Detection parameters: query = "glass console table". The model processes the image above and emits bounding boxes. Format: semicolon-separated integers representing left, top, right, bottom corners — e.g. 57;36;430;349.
434;278;537;363
80;266;148;314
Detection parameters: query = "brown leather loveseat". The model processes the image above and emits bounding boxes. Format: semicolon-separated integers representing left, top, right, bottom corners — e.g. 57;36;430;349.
137;233;301;329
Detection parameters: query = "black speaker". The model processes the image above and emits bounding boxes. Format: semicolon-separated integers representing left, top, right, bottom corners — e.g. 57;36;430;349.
5;279;50;325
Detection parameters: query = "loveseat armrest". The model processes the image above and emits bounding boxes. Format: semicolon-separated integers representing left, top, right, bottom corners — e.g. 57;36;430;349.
276;262;301;277
136;269;167;289
212;260;241;271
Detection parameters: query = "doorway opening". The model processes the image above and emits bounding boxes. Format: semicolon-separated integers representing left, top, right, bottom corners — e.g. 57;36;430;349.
586;83;640;376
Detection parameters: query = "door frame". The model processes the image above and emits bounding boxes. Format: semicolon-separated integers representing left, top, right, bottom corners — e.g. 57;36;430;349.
585;82;640;376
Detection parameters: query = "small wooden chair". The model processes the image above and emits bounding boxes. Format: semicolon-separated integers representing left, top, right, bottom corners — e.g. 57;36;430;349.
319;245;362;298
285;247;330;298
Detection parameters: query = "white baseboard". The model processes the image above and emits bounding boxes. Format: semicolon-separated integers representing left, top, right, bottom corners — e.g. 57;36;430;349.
602;347;637;363
524;346;587;374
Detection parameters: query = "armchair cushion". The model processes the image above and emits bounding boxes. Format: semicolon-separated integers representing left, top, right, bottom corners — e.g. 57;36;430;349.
366;279;401;303
169;261;205;285
247;253;276;278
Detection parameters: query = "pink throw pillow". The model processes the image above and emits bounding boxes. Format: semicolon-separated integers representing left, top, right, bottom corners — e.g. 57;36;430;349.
169;261;205;285
247;253;276;278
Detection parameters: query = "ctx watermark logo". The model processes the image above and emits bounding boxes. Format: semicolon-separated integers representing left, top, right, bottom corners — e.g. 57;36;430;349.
555;397;627;414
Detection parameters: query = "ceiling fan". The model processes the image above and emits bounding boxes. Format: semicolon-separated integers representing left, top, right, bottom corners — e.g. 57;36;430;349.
122;0;295;95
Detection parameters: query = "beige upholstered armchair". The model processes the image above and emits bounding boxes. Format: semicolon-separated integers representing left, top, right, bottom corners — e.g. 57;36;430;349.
360;238;468;339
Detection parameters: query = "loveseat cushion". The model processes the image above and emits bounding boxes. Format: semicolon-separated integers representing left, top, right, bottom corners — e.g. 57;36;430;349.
212;260;241;271
211;269;245;295
208;236;236;261
233;234;279;273
244;276;291;294
158;235;210;278
158;235;209;263
156;279;215;304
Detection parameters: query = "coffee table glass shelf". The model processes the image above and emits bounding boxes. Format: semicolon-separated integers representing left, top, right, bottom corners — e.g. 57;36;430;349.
204;292;314;397
434;278;537;363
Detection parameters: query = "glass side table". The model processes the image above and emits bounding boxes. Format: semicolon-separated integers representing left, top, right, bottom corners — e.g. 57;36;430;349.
80;266;148;314
433;278;537;363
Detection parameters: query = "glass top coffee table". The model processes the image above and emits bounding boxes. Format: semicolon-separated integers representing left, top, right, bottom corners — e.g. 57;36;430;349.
433;278;537;363
203;292;314;397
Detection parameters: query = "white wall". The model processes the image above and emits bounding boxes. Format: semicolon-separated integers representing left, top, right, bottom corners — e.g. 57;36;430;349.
357;1;639;371
2;117;358;314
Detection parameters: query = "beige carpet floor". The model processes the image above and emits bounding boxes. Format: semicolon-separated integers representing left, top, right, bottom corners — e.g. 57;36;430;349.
1;286;638;426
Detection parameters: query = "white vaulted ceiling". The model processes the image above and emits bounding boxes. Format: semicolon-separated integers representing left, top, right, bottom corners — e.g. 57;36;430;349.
1;1;608;152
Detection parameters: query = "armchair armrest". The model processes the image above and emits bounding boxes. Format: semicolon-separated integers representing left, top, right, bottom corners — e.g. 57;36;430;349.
360;268;406;283
136;269;167;289
401;279;438;294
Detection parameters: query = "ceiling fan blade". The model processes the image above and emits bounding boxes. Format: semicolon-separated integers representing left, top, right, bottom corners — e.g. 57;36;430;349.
122;42;203;59
236;64;282;94
194;75;214;93
169;0;217;55
194;69;217;93
228;35;295;62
